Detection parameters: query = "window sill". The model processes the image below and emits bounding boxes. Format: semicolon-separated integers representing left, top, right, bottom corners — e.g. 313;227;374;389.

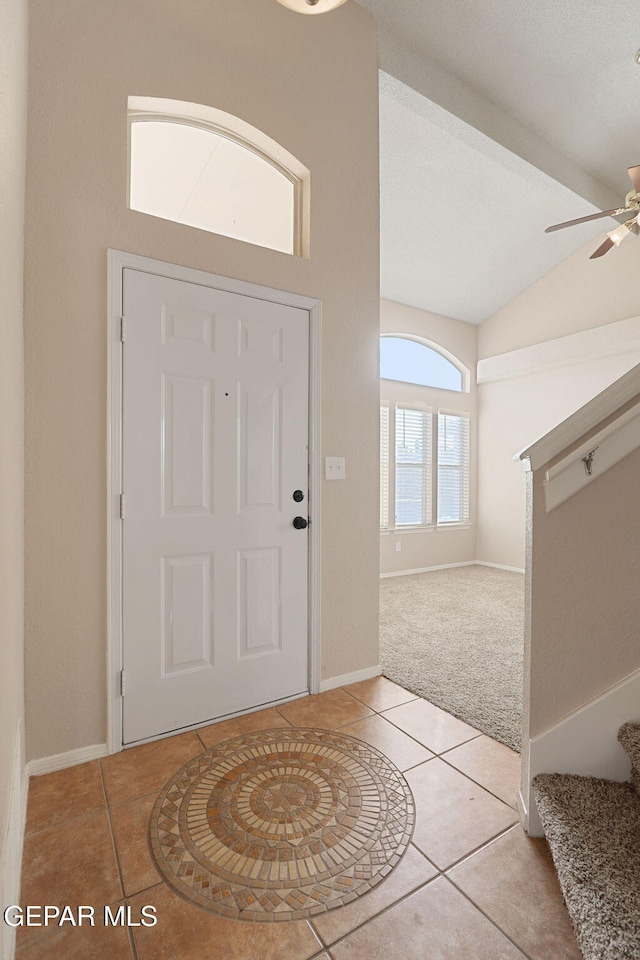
380;523;473;535
380;526;432;536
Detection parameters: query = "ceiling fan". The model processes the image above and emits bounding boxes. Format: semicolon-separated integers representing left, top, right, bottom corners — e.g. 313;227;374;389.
545;165;640;259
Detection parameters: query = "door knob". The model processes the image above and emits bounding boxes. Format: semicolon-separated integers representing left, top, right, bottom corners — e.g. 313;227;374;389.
293;516;308;530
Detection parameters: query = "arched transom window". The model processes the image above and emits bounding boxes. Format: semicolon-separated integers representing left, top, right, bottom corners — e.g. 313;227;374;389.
128;98;309;256
380;335;465;392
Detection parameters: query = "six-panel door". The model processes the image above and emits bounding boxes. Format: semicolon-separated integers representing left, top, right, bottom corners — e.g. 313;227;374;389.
122;268;309;743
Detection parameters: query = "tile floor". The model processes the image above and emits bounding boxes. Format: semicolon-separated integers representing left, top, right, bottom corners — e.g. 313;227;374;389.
17;678;581;960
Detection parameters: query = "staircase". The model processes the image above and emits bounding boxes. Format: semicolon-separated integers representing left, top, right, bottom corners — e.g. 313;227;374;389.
533;723;640;960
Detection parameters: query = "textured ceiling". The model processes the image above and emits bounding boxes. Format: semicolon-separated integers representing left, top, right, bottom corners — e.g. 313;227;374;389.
380;75;611;324
359;0;640;322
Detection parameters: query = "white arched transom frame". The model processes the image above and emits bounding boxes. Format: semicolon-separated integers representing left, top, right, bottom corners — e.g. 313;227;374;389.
128;97;310;257
380;334;470;393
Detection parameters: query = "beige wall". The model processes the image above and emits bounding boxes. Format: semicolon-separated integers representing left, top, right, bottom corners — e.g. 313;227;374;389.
0;0;27;868
526;445;640;738
479;234;640;359
24;0;380;760
476;239;640;570
477;351;640;569
380;300;477;575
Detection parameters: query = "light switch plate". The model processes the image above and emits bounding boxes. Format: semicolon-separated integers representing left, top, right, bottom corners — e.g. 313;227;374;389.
325;457;346;480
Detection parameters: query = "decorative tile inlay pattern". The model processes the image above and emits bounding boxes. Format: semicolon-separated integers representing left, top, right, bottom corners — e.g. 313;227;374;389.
149;727;415;921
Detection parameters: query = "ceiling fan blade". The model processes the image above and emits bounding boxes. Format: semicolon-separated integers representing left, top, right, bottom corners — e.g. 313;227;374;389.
627;165;640;194
589;237;615;260
545;207;632;233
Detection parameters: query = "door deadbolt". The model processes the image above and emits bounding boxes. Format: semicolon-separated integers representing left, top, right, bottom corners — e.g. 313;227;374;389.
293;490;304;502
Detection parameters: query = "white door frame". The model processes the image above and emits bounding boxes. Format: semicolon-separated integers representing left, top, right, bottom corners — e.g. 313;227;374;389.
107;249;322;754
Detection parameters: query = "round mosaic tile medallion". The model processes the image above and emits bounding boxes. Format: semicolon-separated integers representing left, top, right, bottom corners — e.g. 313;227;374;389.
149;727;415;921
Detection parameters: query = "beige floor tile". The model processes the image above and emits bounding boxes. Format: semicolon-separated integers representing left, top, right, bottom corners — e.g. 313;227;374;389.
448;825;581;960
17;689;566;960
110;794;161;896
129;884;322;960
15;912;133;960
405;758;517;868
382;698;481;754
339;714;434;771
444;734;521;807
312;844;437;945
100;731;203;805
276;689;373;729
19;811;122;946
344;676;418;712
330;876;525;960
198;706;291;749
25;760;105;836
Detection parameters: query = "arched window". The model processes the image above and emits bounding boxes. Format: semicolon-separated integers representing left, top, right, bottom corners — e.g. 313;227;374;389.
380;335;471;529
128;98;309;256
380;336;465;392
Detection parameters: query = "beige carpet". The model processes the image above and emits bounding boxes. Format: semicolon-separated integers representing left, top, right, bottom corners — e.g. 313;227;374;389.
380;565;524;751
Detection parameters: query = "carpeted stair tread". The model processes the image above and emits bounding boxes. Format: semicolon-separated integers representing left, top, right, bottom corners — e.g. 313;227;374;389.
617;722;640;794
534;773;640;960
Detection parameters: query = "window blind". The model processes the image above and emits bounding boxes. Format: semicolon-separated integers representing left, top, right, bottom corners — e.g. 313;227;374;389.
395;407;432;526
437;412;470;524
380;404;390;529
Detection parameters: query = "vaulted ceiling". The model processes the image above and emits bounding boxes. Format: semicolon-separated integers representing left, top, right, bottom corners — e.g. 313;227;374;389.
357;0;640;323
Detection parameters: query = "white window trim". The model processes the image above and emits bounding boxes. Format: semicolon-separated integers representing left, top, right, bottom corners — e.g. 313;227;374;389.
127;97;311;258
380;400;472;533
380;401;390;531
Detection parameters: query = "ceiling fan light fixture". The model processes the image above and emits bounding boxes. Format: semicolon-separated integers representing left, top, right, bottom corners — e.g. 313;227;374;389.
606;221;632;246
274;0;348;12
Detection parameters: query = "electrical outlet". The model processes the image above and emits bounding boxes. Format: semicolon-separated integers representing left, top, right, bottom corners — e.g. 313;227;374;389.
325;457;346;480
396;541;402;552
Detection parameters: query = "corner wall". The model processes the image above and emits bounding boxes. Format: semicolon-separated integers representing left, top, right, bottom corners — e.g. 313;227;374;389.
477;349;640;569
477;237;640;570
479;236;640;358
0;0;27;943
24;0;380;761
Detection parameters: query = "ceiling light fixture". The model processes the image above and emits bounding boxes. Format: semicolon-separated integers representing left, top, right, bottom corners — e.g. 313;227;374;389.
606;220;634;246
274;0;349;14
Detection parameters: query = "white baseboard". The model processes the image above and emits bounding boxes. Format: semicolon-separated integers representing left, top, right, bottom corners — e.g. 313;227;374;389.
27;743;108;778
380;561;475;579
516;789;528;833
1;721;27;960
380;561;525;578
319;664;382;692
476;561;525;574
525;666;640;836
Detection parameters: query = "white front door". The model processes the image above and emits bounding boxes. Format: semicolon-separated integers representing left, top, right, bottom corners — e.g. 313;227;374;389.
121;268;309;744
